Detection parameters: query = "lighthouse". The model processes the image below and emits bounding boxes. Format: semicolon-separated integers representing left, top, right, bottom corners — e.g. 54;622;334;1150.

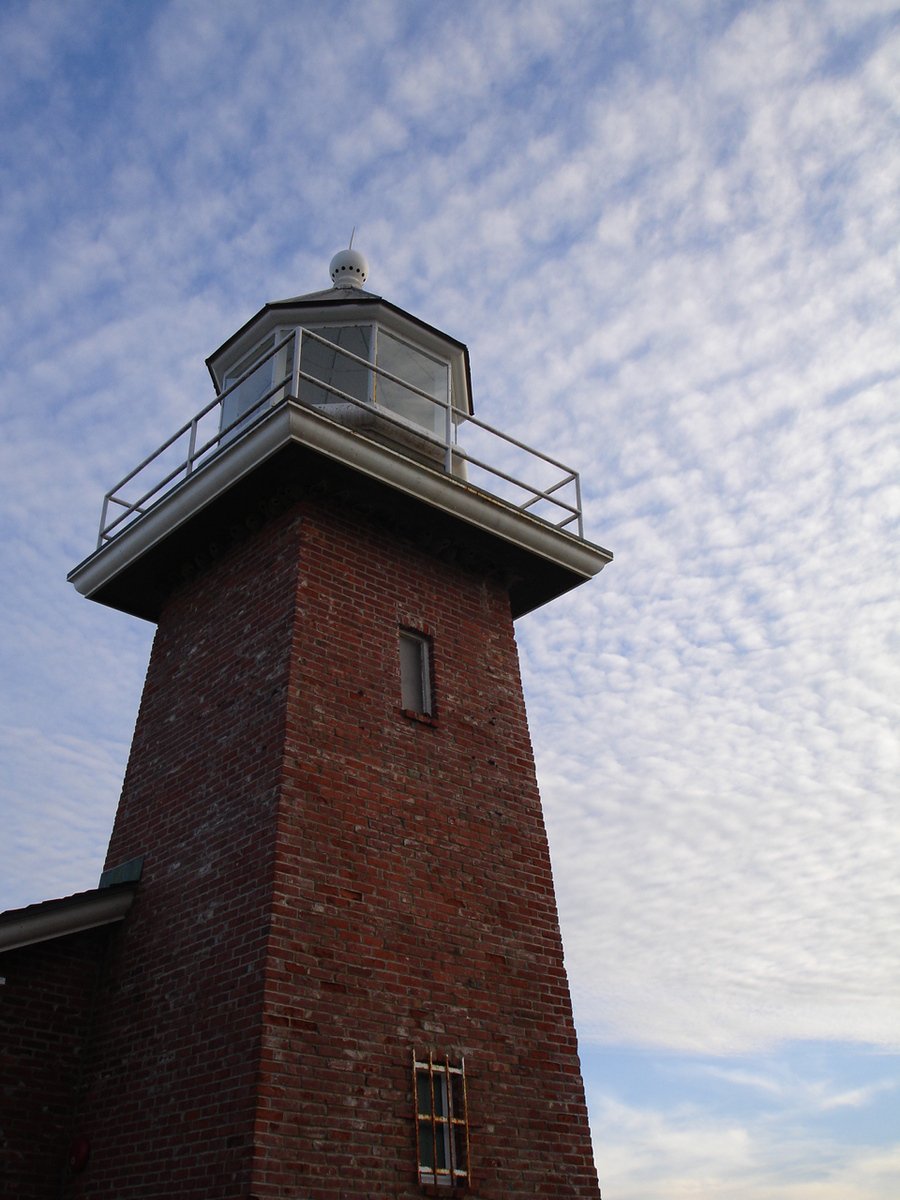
19;248;612;1197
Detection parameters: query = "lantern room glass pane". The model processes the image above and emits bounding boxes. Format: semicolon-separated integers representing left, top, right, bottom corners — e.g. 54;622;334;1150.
375;329;448;436
220;331;296;444
299;325;371;408
221;334;276;439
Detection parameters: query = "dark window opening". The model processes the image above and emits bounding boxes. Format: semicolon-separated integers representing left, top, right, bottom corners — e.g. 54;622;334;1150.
400;629;433;717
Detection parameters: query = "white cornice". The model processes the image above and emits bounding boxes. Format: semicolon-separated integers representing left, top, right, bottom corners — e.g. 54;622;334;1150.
69;401;612;608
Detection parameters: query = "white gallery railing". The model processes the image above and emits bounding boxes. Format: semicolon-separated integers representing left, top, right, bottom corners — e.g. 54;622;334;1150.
96;327;584;549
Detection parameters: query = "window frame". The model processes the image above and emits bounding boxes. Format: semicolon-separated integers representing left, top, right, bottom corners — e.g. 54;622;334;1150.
413;1051;470;1190
399;628;434;720
218;319;455;439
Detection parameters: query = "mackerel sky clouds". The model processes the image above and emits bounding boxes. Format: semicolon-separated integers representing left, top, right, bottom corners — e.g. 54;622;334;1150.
1;2;898;1196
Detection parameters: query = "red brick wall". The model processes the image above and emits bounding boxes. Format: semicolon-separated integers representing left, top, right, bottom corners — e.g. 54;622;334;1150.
76;481;600;1198
72;502;301;1200
0;927;110;1199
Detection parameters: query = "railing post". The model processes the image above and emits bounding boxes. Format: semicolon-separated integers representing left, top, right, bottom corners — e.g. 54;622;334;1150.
186;418;198;477
574;471;583;538
290;327;301;398
98;494;110;549
444;398;453;474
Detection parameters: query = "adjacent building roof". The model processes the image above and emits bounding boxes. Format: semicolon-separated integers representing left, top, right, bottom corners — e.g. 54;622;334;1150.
0;881;138;954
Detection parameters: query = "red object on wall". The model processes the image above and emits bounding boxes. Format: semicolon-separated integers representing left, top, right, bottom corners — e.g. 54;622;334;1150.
68;1136;90;1173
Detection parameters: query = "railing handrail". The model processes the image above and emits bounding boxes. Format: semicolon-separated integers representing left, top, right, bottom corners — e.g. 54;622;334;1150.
101;332;295;509
287;367;583;528
96;324;585;548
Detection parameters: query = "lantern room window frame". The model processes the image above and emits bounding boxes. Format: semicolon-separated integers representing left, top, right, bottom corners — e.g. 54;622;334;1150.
219;320;454;446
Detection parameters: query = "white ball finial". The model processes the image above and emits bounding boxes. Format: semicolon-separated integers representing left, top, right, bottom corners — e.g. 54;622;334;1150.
329;248;369;288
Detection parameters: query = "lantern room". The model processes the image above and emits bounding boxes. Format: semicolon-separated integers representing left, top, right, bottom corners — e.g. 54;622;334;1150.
68;249;611;622
206;248;472;469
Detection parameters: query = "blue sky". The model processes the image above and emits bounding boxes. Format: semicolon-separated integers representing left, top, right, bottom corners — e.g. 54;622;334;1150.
1;1;899;1195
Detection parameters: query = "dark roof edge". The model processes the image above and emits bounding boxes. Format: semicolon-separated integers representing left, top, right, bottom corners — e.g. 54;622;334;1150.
0;882;138;954
205;292;472;402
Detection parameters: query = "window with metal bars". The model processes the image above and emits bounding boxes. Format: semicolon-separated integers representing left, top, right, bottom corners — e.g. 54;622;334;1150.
413;1052;469;1189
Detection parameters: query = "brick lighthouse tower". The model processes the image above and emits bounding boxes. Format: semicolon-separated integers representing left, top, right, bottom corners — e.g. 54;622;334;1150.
64;248;612;1198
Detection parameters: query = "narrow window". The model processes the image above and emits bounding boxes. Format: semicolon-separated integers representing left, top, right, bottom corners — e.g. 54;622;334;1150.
413;1052;469;1189
399;630;432;717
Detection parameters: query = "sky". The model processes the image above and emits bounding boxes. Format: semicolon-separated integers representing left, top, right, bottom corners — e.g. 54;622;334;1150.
1;0;898;1195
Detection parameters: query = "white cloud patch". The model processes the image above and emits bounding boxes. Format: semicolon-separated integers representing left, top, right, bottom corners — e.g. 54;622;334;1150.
591;1089;900;1200
695;1062;900;1113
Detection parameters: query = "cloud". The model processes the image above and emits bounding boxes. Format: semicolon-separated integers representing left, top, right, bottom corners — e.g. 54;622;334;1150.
696;1063;900;1113
0;725;125;910
590;1090;900;1200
